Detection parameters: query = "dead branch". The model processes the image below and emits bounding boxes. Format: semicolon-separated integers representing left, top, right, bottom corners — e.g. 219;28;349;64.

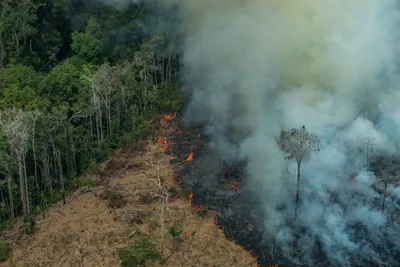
56;210;66;217
147;158;170;264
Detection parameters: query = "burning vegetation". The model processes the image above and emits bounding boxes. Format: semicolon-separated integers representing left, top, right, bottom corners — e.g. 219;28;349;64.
158;106;400;267
153;2;400;265
158;114;279;266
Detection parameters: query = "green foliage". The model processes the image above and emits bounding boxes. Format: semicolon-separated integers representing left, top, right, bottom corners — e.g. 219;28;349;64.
0;64;41;90
101;190;126;209
0;0;183;227
23;216;36;235
134;120;153;141
0;242;10;262
0;84;38;109
39;62;84;107
71;32;104;63
169;223;182;238
71;177;95;189
0;219;13;232
117;235;162;267
278;126;322;163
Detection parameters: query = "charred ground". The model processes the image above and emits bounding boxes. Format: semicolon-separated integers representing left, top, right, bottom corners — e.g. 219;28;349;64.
162;114;400;267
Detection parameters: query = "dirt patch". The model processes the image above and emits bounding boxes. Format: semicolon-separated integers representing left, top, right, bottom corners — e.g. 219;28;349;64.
0;138;257;267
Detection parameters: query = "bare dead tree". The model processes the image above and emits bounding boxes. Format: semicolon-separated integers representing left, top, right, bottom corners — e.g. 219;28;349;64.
363;137;375;168
148;158;170;264
381;171;392;214
278;125;321;219
92;63;123;136
0;149;16;219
0;108;33;220
38;141;53;199
28;110;42;189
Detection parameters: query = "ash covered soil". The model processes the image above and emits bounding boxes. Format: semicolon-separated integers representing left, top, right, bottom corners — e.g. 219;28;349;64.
0;120;256;267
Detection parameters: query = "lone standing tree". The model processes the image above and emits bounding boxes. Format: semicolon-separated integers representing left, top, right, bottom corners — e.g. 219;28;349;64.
278;126;321;219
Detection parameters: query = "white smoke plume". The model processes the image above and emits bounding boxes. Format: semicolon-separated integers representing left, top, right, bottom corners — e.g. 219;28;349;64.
162;0;400;266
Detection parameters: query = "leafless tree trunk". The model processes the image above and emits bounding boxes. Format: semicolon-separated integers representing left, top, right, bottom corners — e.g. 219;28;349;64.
23;153;30;214
71;143;77;176
295;161;301;218
149;159;169;264
365;138;372;168
7;175;14;218
381;172;391;214
18;157;28;220
0;150;15;219
382;180;388;213
52;143;65;204
0;109;33;220
29;110;41;189
39;143;53;199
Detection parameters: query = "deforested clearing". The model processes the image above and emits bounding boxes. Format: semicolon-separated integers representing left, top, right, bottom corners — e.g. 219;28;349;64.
0;137;256;267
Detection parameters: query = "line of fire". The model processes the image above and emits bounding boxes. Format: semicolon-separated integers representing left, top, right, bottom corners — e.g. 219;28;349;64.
158;112;282;267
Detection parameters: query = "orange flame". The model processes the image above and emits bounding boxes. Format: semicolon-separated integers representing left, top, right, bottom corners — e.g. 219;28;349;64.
189;192;206;213
163;112;177;122
187;152;194;162
193;204;206;212
158;136;176;152
170;176;182;185
213;217;261;265
232;181;240;192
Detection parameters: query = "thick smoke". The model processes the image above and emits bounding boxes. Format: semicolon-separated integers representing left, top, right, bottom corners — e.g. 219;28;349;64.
169;0;400;266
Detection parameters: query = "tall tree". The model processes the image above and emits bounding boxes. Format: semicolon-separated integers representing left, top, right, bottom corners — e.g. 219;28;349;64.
0;145;15;219
0;109;34;220
278;126;321;219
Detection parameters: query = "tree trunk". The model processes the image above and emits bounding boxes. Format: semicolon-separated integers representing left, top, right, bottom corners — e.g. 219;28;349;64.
90;114;93;140
64;123;71;177
18;158;29;220
382;180;388;213
366;138;371;168
161;197;165;264
32;123;38;189
295;162;301;219
99;108;104;142
107;102;112;136
71;143;77;176
52;141;65;204
7;175;14;219
57;149;65;204
23;156;30;214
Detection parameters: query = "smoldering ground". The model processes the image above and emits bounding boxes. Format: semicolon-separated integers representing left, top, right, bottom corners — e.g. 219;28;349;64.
99;0;400;266
172;1;400;266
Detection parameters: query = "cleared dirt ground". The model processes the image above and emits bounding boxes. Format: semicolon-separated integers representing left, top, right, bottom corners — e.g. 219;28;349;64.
0;135;257;267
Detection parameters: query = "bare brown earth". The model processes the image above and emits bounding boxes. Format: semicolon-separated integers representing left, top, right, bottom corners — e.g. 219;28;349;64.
0;136;257;267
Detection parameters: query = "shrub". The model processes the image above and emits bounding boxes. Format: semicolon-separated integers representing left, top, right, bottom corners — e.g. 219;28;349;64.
22;216;36;235
0;219;13;232
117;235;161;267
0;242;10;261
71;177;95;189
100;190;126;209
169;223;182;238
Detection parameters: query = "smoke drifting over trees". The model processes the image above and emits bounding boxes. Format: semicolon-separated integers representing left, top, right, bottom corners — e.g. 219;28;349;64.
155;0;400;266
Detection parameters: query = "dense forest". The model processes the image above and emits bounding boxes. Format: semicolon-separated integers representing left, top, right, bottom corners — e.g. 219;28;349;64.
0;0;182;225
